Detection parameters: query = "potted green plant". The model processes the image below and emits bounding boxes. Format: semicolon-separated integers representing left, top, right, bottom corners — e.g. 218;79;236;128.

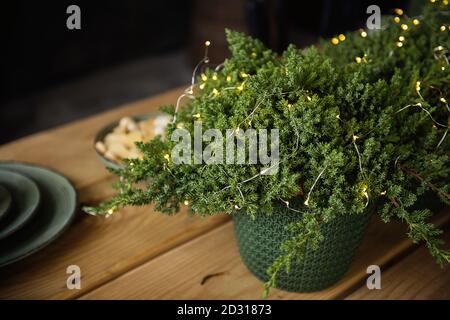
85;3;449;296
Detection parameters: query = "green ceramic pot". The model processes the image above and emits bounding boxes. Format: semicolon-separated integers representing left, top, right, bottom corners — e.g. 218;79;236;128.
233;201;374;292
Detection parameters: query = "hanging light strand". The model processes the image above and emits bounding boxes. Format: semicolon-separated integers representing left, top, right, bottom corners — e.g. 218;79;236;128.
173;41;212;123
304;165;328;206
396;103;449;128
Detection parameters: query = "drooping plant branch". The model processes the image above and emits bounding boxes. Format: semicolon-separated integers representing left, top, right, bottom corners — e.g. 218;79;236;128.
399;163;450;200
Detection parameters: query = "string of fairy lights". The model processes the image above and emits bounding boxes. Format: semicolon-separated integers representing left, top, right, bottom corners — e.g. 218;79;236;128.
162;1;449;214
326;1;449;208
168;38;352;212
394;38;450;150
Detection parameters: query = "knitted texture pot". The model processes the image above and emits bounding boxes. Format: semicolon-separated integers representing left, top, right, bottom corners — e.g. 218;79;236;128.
233;202;374;292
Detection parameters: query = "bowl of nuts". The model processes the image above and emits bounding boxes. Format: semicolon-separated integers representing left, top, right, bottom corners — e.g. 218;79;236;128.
94;113;170;169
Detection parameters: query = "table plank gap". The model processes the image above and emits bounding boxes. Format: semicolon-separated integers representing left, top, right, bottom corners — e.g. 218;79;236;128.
0;208;230;299
80;207;450;300
69;216;231;299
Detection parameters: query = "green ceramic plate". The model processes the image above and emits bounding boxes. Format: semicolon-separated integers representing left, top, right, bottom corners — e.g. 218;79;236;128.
0;170;41;240
0;162;77;267
0;185;12;222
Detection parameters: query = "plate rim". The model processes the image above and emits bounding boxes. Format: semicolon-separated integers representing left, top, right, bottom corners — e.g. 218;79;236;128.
0;161;78;268
0;184;12;221
0;169;41;240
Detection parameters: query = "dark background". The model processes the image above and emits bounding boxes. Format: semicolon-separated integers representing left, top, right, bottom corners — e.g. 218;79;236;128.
1;0;415;145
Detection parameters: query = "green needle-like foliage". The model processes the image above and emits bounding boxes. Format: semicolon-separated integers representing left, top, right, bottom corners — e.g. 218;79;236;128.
84;3;450;295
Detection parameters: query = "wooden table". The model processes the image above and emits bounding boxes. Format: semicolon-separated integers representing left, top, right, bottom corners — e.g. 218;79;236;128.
0;87;449;300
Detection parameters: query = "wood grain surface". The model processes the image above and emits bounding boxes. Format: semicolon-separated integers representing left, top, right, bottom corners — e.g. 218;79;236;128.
346;231;450;300
81;209;450;300
0;87;449;300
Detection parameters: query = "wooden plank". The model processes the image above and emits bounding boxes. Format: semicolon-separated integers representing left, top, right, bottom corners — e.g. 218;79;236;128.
346;232;450;300
0;87;230;299
81;208;450;300
2;86;449;300
0;206;228;300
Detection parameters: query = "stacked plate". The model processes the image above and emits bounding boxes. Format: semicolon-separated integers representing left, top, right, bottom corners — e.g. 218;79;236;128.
0;162;77;267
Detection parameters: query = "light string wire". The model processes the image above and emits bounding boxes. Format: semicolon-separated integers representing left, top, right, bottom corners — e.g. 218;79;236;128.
303;164;328;207
170;46;298;211
172;41;211;123
395;50;449;149
217;88;307;212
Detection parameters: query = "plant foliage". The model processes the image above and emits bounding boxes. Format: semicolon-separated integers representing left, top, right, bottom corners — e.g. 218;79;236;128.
85;3;450;295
